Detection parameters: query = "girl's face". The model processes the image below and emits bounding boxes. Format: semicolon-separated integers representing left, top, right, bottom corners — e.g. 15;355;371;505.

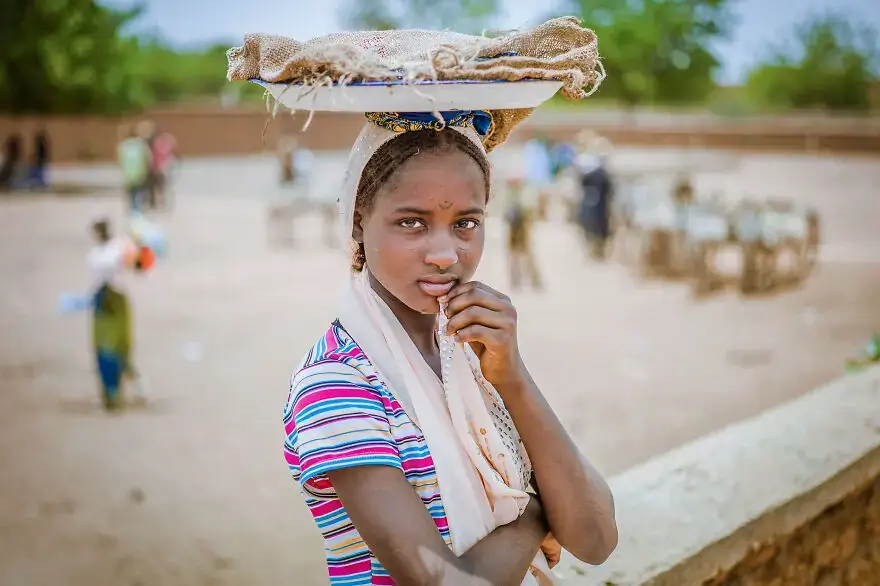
355;149;488;315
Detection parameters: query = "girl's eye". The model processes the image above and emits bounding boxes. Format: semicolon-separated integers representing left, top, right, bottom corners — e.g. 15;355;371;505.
398;218;425;229
457;219;480;230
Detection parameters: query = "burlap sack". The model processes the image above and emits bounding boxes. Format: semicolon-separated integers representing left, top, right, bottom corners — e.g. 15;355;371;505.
227;16;601;150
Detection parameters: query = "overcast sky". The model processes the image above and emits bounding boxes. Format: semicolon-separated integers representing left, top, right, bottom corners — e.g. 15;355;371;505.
100;0;880;84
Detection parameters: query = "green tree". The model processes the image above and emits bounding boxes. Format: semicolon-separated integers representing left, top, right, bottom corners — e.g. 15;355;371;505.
131;41;234;104
563;0;735;106
0;0;149;114
745;15;878;111
0;0;264;114
342;0;499;34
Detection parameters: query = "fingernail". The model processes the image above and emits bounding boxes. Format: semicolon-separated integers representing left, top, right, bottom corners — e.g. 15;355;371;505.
438;295;448;303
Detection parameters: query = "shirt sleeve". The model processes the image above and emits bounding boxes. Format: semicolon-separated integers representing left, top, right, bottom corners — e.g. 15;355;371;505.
284;360;403;489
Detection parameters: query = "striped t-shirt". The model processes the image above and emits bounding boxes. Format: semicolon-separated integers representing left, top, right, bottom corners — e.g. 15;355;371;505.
283;322;451;585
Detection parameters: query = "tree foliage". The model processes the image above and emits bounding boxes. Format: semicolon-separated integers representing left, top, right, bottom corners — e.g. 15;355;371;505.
563;0;734;106
0;0;148;114
129;42;233;105
3;0;874;115
0;0;256;114
745;15;878;111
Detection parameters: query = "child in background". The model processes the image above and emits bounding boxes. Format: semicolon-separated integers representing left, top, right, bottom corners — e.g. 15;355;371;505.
117;126;150;213
505;176;543;290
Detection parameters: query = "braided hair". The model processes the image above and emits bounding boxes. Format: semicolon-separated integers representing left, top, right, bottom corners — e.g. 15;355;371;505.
352;129;491;271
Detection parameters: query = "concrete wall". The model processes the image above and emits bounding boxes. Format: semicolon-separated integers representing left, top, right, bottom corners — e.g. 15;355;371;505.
564;366;880;586
2;108;879;164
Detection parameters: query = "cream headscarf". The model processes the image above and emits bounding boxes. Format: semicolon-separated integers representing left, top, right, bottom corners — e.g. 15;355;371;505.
335;121;555;585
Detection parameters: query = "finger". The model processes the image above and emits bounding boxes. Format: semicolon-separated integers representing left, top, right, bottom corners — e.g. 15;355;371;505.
444;281;511;303
455;324;505;346
445;287;509;318
472;281;511;303
446;306;509;335
440;280;479;303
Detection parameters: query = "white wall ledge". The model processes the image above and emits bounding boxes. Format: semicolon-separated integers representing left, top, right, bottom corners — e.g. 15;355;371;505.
562;366;880;585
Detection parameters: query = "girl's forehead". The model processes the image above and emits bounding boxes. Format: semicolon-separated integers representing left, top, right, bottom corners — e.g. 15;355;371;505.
378;162;487;208
394;149;485;182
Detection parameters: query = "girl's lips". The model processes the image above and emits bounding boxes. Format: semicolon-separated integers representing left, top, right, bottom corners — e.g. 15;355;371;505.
418;280;456;297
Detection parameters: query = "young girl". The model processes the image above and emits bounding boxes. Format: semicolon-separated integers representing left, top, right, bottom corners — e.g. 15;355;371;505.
232;17;617;586
285;116;616;586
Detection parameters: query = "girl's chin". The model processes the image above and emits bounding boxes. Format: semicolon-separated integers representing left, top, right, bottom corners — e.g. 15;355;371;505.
406;294;441;316
415;303;441;316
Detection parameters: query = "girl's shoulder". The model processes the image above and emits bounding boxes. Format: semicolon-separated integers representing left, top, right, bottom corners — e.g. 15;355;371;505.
286;321;386;412
292;320;371;377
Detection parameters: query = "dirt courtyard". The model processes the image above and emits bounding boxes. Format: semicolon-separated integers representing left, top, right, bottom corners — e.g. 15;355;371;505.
1;147;878;586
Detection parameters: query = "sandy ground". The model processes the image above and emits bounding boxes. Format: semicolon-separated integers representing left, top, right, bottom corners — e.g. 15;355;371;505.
1;147;878;586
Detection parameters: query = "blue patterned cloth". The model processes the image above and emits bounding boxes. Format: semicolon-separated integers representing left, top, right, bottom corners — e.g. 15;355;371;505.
365;110;493;137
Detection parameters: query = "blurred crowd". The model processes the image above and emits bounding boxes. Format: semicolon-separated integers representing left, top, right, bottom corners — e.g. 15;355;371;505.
0;121;178;212
493;128;819;299
501;130;617;290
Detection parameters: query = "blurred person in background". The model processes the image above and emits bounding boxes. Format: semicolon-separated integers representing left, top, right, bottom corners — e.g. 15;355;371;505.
27;128;51;189
505;175;543;290
117;125;150;213
523;130;553;220
138;120;161;210
0;133;23;191
672;174;695;205
88;218;137;411
278;135;297;184
293;142;316;194
150;130;177;210
575;142;614;261
550;140;576;180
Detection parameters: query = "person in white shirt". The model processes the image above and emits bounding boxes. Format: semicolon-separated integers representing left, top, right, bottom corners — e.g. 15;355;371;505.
88;218;136;410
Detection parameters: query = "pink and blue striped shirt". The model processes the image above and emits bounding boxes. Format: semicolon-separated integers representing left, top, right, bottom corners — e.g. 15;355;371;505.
283;322;451;585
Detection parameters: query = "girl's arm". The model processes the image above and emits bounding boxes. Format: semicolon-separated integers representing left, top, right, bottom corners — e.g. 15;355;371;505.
327;465;548;586
444;281;618;564
287;359;548;586
499;368;617;564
